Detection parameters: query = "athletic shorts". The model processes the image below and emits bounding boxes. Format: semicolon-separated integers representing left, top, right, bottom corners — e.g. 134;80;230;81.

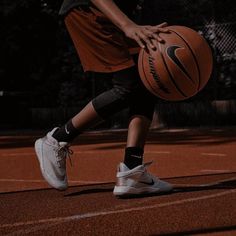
64;6;140;73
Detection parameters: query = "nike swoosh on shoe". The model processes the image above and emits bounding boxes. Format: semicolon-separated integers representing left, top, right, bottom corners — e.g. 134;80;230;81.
139;179;155;186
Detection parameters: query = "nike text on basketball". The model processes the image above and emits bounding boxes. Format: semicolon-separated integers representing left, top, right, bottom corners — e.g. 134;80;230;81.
148;56;170;94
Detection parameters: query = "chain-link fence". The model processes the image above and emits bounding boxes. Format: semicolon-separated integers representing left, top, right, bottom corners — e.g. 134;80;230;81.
88;0;236;102
83;0;236;128
140;0;236;100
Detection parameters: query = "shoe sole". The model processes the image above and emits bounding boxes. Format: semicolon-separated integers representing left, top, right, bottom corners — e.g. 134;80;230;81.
34;138;67;191
113;185;173;196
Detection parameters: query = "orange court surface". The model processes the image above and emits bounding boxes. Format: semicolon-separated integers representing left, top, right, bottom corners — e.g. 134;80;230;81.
0;127;236;235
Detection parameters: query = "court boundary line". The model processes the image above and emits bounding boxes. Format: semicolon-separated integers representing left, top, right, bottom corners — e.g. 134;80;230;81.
201;153;227;157
1;175;235;186
1;189;235;231
173;176;236;187
200;169;232;173
0;179;107;184
1;151;229;157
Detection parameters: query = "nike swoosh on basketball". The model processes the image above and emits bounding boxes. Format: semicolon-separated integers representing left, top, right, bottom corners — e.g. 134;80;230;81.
139;179;155;186
166;45;193;82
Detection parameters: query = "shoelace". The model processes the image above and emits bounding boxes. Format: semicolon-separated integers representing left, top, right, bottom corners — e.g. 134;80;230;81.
143;161;153;168
55;146;73;168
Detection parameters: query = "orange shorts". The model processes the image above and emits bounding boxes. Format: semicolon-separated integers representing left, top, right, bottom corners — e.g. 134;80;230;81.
64;7;140;73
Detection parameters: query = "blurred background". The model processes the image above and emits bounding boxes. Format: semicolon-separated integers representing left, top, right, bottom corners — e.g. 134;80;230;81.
0;0;236;131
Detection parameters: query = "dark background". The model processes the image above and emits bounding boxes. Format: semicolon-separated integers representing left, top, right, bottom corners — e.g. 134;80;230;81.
0;0;236;130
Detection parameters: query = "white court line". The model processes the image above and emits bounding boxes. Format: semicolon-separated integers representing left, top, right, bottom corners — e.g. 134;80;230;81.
0;153;33;157
6;200;155;236
0;179;45;183
0;150;115;157
201;169;232;173
1;189;235;230
173;176;236;187
146;151;171;154
0;150;171;157
0;179;107;184
0;152;229;157
201;153;226;157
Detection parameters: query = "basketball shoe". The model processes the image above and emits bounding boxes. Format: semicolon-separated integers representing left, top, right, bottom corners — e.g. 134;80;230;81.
113;162;173;196
34;128;72;190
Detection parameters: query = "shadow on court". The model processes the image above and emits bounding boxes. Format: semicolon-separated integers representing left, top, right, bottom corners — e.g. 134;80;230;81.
64;172;236;198
151;225;236;236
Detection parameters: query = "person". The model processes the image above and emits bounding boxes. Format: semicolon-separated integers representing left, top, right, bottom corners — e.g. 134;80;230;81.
35;0;173;196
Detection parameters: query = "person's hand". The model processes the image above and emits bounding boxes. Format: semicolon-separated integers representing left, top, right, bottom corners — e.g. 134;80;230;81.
123;22;169;50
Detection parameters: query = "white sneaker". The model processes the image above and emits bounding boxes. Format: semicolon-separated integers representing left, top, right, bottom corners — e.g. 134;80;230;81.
113;162;173;196
34;128;73;190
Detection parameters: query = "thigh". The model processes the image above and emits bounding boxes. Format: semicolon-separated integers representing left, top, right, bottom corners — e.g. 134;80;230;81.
64;7;136;73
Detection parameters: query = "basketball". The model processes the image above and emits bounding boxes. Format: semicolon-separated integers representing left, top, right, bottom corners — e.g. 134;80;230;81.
138;25;213;101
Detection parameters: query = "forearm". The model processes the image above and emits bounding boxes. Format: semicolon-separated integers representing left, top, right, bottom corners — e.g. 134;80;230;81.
91;0;135;31
91;0;169;49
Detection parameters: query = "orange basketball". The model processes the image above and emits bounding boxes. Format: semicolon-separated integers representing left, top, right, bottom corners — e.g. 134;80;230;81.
138;25;213;101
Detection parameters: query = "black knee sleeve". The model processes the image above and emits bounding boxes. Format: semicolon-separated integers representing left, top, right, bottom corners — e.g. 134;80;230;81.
92;87;130;119
92;66;157;120
92;66;138;119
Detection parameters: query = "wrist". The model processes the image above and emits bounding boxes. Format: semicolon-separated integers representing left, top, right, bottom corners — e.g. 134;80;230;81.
120;20;136;33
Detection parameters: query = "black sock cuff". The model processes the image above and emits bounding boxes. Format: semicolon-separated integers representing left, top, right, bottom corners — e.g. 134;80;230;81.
52;119;80;142
66;119;77;132
124;147;144;169
125;147;144;156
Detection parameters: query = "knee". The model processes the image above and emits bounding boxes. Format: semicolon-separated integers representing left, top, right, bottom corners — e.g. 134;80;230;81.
112;84;133;100
112;66;140;98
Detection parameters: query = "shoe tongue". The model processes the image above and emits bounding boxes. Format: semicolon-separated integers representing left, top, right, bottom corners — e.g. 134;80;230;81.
119;163;130;172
